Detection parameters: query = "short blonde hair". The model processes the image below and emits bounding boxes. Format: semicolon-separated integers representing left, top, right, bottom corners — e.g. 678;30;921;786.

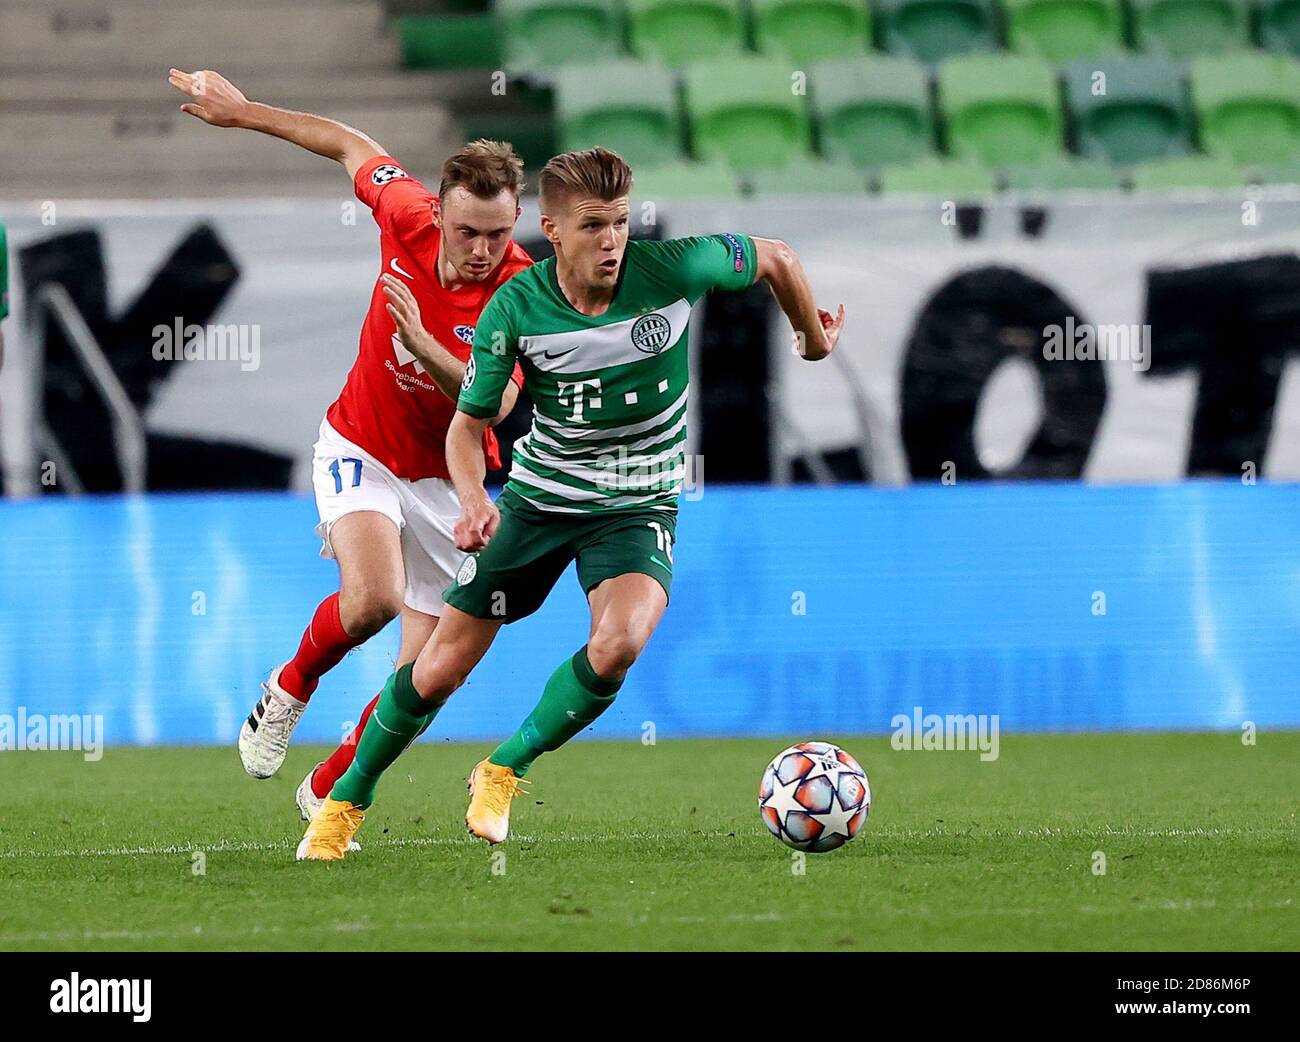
538;148;633;213
440;139;526;199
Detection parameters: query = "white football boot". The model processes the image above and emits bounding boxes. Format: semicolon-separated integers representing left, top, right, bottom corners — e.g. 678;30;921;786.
295;762;359;850
238;665;307;779
295;762;326;821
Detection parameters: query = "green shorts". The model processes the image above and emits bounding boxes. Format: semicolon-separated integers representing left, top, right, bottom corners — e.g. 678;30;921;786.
443;489;677;623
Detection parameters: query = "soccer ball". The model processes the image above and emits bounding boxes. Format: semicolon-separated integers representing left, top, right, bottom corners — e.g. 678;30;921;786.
758;741;870;852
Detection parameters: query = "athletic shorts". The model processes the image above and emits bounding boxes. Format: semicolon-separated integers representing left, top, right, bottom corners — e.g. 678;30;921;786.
443;488;677;624
310;418;461;617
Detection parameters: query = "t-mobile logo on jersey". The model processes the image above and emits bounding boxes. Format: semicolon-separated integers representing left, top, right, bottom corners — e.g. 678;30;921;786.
557;378;602;422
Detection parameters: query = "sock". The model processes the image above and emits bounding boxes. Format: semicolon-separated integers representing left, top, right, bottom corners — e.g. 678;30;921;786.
311;692;380;798
311;686;437;799
329;663;438;809
489;646;623;777
280;593;360;702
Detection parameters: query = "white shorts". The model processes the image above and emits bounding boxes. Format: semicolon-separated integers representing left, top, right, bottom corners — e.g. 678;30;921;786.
311;418;463;617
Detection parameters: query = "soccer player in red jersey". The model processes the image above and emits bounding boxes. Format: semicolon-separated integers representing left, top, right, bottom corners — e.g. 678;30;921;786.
168;70;531;813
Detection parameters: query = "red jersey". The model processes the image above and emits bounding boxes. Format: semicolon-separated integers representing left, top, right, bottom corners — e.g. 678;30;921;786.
326;155;531;480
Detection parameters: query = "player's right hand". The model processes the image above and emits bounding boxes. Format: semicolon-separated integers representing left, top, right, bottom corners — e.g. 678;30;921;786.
168;68;249;128
455;495;499;553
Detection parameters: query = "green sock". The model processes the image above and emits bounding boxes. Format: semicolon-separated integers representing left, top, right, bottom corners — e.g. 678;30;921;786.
489;646;623;776
331;663;438;809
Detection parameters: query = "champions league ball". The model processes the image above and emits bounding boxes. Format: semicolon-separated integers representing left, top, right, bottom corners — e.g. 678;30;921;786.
759;742;870;852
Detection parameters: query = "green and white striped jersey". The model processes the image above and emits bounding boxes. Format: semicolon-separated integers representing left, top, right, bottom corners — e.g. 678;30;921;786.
458;234;758;514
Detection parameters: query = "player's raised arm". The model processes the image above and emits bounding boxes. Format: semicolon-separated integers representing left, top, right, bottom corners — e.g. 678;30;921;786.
167;68;384;180
752;237;845;361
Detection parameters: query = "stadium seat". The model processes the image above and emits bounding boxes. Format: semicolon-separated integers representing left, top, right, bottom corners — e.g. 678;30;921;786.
1003;0;1124;63
1063;56;1192;166
555;61;682;168
498;0;625;68
1004;157;1125;189
752;0;871;64
938;54;1063;166
1128;0;1252;59
875;0;999;64
747;160;870;194
877;156;999;194
811;56;933;168
1249;162;1300;184
632;160;744;197
1191;53;1300;165
394;15;503;69
627;0;747;65
1130;154;1245;188
683;58;814;170
1258;0;1300;57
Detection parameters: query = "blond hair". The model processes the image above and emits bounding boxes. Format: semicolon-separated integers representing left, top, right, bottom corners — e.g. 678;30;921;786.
538;147;633;213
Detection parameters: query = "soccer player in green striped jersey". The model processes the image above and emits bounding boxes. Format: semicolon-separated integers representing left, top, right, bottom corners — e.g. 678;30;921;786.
298;148;845;860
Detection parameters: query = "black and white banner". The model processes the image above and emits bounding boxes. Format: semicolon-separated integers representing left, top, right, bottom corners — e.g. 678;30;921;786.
4;194;1299;492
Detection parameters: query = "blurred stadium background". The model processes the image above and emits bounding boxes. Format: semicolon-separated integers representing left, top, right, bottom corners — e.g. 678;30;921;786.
1;0;1298;747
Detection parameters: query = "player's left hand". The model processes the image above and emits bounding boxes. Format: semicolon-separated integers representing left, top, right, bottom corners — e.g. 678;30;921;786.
382;273;430;354
815;304;846;357
794;305;845;360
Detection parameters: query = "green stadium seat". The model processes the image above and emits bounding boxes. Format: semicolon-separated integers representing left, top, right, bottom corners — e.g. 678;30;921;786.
627;0;747;65
1130;154;1245;188
938;54;1063;166
1128;0;1251;59
1004;157;1125;189
683;58;814;170
1249;162;1300;184
875;0;999;64
748;160;869;194
877;156;999;194
752;0;871;64
395;15;503;69
632;160;744;198
1192;53;1300;165
1258;0;1300;58
1063;56;1192;166
555;61;682;168
811;56;933;168
1003;0;1124;63
498;0;625;68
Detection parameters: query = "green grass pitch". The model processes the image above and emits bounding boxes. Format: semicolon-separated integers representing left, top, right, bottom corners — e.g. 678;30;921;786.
0;733;1295;951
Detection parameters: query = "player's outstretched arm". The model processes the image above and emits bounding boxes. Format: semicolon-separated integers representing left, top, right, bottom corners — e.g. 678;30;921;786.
752;237;845;361
447;411;500;552
167;68;385;180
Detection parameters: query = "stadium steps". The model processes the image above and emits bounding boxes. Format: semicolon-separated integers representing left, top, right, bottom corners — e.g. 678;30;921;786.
0;0;468;197
0;0;401;73
0;103;458;199
0;70;474;110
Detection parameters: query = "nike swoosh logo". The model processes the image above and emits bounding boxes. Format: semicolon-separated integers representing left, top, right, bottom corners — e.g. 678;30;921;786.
390;258;415;279
649;554;670;569
543;345;579;360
